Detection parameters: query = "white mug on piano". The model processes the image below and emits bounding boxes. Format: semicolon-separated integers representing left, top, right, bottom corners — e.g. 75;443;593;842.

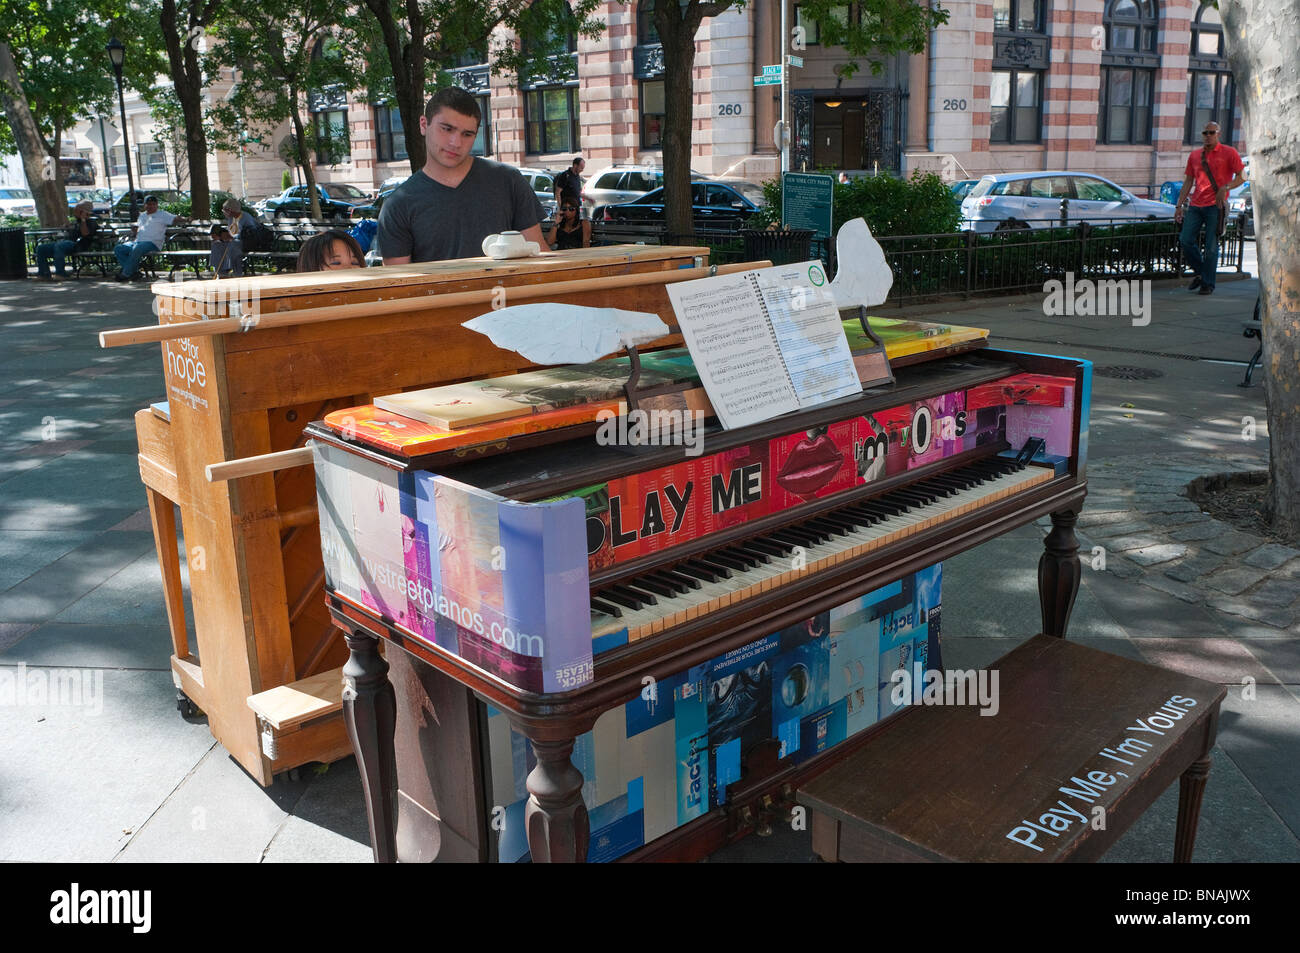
482;231;540;260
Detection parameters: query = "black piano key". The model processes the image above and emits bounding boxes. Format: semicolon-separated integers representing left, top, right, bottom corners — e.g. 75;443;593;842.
914;479;956;497
707;550;751;572
806;517;851;537
682;559;727;582
719;546;765;568
895;489;937;507
770;528;818;548
654;568;702;591
694;556;736;577
816;512;865;532
599;587;645;611
748;538;793;558
839;506;882;526
931;473;975;491
591;597;623;619
629;575;677;598
624;584;660;606
730;541;776;563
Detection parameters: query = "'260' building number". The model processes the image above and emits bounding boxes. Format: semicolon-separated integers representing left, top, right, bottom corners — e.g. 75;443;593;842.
717;103;744;116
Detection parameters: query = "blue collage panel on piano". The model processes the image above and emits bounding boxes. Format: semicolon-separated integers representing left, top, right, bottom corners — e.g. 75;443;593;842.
487;564;942;863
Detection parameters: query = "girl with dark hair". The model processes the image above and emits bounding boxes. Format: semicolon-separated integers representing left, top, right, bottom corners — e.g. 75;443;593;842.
296;229;365;272
546;201;591;250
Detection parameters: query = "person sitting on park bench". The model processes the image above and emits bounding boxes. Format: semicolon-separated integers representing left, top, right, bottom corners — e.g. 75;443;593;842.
210;224;239;278
36;200;98;281
115;195;189;282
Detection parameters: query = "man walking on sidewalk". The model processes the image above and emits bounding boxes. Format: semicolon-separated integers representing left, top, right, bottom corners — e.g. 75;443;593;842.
1173;121;1244;296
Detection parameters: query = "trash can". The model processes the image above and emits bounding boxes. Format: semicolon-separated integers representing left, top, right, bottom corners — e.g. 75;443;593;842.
0;227;27;279
741;228;815;265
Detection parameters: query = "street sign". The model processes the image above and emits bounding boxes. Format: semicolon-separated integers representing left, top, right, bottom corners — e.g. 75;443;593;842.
753;75;782;86
787;55;804;68
782;172;835;241
762;64;783;76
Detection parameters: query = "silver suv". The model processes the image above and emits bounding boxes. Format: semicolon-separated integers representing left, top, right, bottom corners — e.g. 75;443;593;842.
582;166;706;209
960;172;1175;232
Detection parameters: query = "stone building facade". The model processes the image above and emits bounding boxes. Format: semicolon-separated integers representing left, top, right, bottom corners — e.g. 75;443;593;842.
68;0;1241;204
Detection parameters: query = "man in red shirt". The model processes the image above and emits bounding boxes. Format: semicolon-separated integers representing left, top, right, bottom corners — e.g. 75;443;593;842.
1173;121;1245;295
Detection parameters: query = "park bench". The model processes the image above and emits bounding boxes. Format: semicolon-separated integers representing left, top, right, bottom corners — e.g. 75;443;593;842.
798;634;1224;863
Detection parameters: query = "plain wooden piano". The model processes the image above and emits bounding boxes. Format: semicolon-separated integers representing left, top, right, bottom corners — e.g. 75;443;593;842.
305;332;1092;862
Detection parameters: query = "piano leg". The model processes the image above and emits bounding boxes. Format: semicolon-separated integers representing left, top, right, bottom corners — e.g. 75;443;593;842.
520;734;590;863
1039;508;1082;638
342;629;399;863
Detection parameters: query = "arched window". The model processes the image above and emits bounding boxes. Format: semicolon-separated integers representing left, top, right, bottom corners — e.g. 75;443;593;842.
1185;2;1235;144
1098;0;1158;144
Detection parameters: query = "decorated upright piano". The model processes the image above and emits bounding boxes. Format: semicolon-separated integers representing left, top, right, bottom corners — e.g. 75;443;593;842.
304;289;1092;861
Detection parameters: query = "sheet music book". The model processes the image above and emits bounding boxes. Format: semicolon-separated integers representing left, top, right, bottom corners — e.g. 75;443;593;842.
666;261;863;429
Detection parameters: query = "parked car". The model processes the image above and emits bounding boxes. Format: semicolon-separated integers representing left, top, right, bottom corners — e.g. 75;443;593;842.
960;172;1176;232
510;166;560;221
949;179;979;207
1227;181;1253;238
66;187;113;214
595;180;765;230
582;165;707;209
257;183;376;221
0;188;37;217
109;188;190;219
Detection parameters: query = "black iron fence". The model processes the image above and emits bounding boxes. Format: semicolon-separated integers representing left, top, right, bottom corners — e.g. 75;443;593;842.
592;214;1248;307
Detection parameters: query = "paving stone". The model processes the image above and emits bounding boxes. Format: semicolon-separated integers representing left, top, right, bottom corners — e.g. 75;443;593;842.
1132;497;1202;515
1243;543;1300;571
1169;522;1225;542
1102;554;1143;580
1132;638;1278;686
1203;567;1271;595
1104;533;1166;553
1139;573;1203;604
1203;530;1267;556
1077;510;1141;527
1250;577;1300;608
1207;596;1297;629
1126;543;1188;566
1087;522;1155;540
1164;551;1227;582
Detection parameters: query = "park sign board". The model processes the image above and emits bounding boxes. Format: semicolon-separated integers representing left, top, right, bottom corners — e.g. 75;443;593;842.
782;172;834;240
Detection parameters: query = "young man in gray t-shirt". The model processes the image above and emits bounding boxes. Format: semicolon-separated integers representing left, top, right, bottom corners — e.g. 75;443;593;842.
379;88;545;264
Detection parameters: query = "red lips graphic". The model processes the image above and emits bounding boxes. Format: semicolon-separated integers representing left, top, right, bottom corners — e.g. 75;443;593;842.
776;432;844;498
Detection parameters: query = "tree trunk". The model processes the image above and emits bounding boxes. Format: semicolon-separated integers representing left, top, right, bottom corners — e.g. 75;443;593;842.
655;2;731;239
0;41;66;226
658;27;698;239
363;0;427;173
1221;0;1300;542
160;0;215;219
292;106;323;220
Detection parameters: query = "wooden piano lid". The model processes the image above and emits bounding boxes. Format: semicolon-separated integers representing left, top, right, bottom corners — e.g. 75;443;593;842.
149;244;713;302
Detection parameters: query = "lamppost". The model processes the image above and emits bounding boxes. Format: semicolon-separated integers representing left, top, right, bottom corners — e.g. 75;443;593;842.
106;37;138;222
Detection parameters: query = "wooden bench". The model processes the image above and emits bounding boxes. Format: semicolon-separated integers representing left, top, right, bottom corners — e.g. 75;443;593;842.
798;634;1225;863
245;251;300;274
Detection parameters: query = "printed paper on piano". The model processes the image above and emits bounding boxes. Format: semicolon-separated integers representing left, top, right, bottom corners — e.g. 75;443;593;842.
666;262;863;430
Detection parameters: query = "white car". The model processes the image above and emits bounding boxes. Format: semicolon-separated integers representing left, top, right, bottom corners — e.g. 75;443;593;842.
0;188;37;217
581;166;707;210
960;172;1176;232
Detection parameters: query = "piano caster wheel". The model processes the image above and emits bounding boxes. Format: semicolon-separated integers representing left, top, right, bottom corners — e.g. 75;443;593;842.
176;690;199;719
756;820;774;837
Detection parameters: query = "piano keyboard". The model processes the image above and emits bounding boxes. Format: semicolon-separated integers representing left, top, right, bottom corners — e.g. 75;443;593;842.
590;458;1053;643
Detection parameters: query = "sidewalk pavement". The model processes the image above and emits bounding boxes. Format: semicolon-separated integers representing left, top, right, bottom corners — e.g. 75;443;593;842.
1;265;1296;864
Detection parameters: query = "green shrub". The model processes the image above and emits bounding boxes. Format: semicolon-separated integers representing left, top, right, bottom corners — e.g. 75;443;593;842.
282;169;293;191
747;170;961;237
